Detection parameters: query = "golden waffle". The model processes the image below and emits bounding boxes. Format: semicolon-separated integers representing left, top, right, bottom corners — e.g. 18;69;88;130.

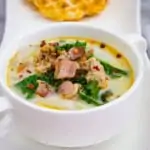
27;0;108;21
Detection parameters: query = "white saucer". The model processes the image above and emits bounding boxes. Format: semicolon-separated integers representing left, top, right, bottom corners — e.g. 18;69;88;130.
1;0;150;150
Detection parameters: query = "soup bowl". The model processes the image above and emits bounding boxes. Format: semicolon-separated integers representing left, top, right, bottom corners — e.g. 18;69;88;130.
0;23;147;147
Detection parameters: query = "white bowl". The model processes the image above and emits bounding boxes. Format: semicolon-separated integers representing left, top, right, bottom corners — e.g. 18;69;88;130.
0;23;146;147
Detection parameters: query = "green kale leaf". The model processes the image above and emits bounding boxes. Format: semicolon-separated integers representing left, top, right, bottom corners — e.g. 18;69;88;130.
100;60;128;78
15;75;38;99
56;40;87;51
79;80;102;106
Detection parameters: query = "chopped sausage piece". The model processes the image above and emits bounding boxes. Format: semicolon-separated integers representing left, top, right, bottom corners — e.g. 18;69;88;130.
36;81;52;97
58;81;79;99
68;47;85;60
55;59;79;79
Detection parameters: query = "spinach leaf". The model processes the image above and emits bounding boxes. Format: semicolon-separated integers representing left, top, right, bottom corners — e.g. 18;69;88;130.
79;80;102;106
84;80;100;99
74;41;87;47
79;90;102;106
38;71;63;90
56;40;87;51
15;75;38;99
100;60;128;78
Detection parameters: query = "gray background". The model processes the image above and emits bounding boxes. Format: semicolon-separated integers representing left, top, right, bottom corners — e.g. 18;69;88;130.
142;0;150;57
0;0;5;43
0;0;149;56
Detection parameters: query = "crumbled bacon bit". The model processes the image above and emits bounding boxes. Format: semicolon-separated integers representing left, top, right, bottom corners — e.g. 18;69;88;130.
93;66;100;71
116;53;122;58
26;70;32;73
27;84;35;89
40;40;46;47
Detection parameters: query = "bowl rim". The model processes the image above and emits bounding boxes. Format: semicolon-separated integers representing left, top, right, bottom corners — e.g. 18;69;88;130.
0;22;144;115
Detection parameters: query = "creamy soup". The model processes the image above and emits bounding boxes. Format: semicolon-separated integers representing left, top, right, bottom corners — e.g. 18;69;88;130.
7;37;134;110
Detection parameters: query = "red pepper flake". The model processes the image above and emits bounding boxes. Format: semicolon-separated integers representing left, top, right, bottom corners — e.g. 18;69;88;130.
27;84;35;89
40;40;46;47
93;66;100;71
100;43;106;48
116;53;122;58
19;74;23;78
26;69;32;74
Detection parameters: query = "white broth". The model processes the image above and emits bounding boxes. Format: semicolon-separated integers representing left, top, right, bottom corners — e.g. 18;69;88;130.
7;37;134;110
